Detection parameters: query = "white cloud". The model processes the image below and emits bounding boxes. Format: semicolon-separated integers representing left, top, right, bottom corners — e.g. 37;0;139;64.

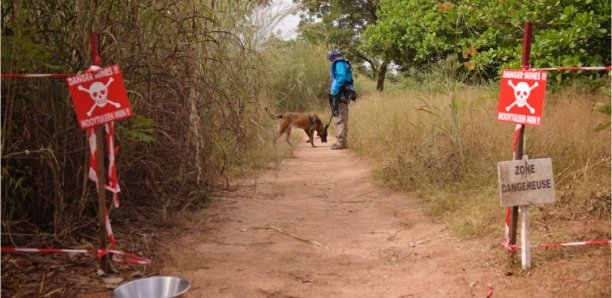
272;0;300;39
252;0;300;40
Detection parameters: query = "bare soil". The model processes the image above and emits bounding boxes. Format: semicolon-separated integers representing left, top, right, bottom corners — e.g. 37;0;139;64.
160;137;611;298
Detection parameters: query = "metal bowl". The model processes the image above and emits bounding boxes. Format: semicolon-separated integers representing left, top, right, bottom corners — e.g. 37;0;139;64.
112;276;191;298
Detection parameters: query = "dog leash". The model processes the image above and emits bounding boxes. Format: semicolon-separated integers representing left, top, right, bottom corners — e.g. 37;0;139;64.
325;112;333;130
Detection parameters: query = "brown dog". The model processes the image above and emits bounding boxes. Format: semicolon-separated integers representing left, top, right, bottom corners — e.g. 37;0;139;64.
266;107;328;147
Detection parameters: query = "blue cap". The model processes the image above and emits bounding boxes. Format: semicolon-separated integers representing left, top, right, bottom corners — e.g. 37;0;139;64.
327;50;340;61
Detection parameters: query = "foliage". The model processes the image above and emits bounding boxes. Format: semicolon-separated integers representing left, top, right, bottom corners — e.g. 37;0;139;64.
361;0;458;67
295;0;390;90
362;0;611;82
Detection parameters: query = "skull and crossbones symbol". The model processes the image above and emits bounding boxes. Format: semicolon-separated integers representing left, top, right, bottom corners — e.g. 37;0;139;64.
78;78;121;116
506;80;538;114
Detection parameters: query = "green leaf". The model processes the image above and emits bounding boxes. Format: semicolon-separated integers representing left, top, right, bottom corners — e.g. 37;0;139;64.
116;115;157;143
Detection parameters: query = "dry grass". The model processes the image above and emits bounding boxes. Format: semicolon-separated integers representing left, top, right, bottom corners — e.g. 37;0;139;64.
350;81;611;239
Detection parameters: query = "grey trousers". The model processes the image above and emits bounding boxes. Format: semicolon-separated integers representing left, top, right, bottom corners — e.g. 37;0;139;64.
334;101;349;146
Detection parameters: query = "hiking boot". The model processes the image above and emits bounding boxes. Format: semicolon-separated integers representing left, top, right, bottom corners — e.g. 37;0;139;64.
331;143;347;150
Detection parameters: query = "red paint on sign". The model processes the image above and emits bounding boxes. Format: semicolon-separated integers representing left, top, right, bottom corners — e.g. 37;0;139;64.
497;70;547;126
66;65;133;130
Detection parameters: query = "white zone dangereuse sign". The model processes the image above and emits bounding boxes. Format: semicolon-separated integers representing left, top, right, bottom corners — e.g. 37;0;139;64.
497;157;555;207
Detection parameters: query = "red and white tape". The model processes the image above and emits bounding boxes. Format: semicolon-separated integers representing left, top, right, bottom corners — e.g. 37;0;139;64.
105;122;121;208
531;66;611;71
105;211;117;249
87;128;99;186
486;285;494;298
84;65;122;247
0;73;76;78
0;247;151;265
87;125;118;249
504;208;512;247
2;66;607;79
502;239;611;251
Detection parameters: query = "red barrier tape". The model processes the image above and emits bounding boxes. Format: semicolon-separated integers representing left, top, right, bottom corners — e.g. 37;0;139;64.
501;239;611;250
1;73;77;78
503;208;512;249
0;247;151;265
2;66;608;80
87;122;118;249
105;122;121;208
531;66;611;71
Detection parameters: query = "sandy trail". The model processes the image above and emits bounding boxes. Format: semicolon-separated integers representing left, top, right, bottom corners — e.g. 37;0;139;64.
162;137;610;297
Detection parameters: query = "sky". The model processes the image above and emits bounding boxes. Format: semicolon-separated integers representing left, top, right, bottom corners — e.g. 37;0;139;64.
265;0;301;40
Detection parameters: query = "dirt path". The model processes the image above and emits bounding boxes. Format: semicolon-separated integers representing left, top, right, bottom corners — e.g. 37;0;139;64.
162;137;610;297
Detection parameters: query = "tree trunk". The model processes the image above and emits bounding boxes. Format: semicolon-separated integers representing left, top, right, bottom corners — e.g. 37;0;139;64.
376;61;388;92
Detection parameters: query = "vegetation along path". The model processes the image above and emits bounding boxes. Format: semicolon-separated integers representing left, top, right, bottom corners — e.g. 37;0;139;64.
163;137;610;297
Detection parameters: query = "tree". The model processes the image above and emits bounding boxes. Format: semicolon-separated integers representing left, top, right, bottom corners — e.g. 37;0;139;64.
296;0;390;91
362;0;611;82
360;0;459;74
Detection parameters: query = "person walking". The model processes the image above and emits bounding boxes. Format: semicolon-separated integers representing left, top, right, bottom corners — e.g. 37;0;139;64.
327;50;355;150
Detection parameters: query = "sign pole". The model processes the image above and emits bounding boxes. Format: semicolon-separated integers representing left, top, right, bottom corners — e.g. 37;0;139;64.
508;22;533;255
91;32;113;273
517;22;532;268
520;205;531;268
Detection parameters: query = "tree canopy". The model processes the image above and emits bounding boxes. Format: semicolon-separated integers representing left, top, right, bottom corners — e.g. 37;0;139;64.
360;0;611;81
295;0;392;91
294;0;610;87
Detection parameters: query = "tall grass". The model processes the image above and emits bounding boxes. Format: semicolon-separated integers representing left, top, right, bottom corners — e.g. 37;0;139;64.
260;41;330;112
351;74;611;238
0;0;292;241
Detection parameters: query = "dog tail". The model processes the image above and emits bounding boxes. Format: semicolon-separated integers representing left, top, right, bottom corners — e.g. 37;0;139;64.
265;107;282;119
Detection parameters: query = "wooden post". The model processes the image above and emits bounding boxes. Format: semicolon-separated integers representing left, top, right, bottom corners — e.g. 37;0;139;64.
91;32;113;273
520;205;531;269
509;22;533;253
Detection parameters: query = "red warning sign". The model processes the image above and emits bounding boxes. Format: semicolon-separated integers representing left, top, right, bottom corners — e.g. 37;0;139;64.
497;70;547;126
66;65;133;130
